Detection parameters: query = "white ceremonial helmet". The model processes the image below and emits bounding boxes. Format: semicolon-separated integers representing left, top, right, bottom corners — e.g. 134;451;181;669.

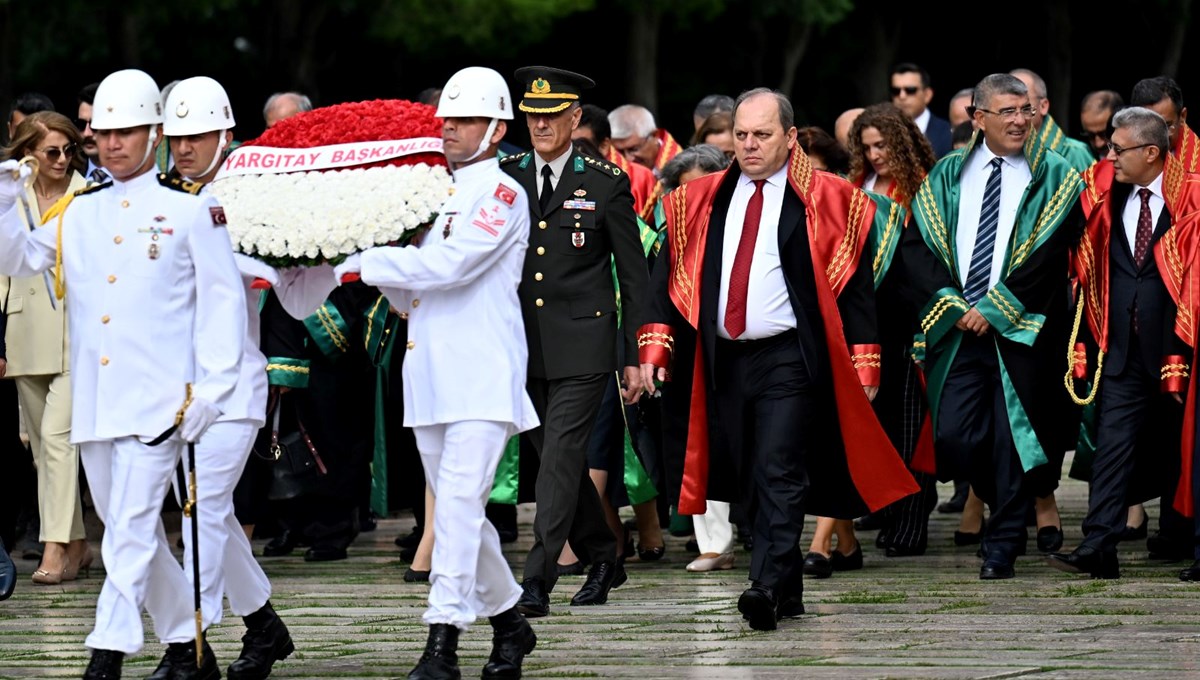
163;76;236;136
92;69;163;130
436;67;514;121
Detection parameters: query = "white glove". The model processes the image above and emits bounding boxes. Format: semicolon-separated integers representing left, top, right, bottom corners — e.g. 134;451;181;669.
179;397;221;442
0;160;32;210
333;253;362;282
233;253;280;287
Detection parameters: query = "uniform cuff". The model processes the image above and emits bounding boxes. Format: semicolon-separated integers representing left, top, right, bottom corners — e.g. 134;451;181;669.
637;323;674;371
1161;355;1189;394
850;344;882;387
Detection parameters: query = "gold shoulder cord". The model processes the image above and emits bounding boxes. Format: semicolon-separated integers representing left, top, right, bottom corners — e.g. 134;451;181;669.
1064;288;1104;405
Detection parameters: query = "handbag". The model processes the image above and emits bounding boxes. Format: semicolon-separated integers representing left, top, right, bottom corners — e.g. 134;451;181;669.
265;393;328;501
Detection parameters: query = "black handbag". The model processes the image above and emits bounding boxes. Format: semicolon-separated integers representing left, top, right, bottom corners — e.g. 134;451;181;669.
265;393;328;501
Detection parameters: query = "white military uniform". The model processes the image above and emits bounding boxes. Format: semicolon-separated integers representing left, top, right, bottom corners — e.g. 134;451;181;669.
358;156;538;628
0;169;246;654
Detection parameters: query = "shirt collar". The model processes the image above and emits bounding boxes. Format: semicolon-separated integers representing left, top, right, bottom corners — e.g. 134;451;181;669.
534;145;574;180
452;156;498;183
738;162;788;189
1137;171;1165;201
111;168;160;194
914;108;931;133
974;143;1026;173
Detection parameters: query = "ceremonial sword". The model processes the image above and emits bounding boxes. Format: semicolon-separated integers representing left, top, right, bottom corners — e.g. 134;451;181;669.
10;156;58;310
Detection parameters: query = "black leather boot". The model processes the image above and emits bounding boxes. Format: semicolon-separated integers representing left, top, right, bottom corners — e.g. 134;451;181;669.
482;607;536;678
407;624;461;680
82;649;124;680
146;639;220;680
227;601;294;679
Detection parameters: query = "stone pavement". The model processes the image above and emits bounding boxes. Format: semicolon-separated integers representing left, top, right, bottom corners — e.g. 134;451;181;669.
2;470;1199;679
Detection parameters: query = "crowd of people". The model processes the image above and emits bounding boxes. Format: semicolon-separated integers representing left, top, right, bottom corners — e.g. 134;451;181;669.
0;57;1197;680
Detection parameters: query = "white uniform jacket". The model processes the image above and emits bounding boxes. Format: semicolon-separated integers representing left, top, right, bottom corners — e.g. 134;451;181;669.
0;171;246;443
360;157;539;432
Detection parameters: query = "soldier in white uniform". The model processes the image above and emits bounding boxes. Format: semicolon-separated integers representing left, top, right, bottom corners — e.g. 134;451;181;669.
335;66;540;680
147;75;335;680
0;69;247;680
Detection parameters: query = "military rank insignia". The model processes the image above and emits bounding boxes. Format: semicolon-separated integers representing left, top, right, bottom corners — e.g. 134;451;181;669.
210;206;227;226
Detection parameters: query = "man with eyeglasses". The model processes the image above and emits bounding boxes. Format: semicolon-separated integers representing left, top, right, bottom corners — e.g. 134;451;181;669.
903;73;1085;581
1080;90;1124;160
1051;106;1200;580
76;83;108;183
889;62;952;159
608;104;681;176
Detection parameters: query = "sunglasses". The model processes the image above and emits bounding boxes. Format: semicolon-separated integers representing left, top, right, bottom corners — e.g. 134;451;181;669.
1080;130;1110;143
75;118;91;132
890;86;921;97
36;144;79;161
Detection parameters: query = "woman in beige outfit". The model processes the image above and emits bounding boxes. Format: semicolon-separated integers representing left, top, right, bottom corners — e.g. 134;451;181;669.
1;111;91;583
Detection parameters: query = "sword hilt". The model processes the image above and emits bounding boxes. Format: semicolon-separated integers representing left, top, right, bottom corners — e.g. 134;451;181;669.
10;156;38;187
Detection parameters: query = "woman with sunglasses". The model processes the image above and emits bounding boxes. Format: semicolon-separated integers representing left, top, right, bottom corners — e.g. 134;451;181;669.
0;110;92;585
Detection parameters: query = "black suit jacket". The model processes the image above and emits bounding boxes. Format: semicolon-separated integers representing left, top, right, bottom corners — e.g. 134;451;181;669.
1104;181;1186;377
502;148;647;380
925;113;953;159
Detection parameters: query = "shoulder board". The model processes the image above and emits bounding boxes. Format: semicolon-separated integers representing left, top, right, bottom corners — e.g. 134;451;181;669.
74;182;111;197
158;173;203;195
581;154;622;177
500;152;527;165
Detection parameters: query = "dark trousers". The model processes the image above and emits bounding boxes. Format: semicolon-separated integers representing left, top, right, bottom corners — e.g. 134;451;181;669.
878;346;938;549
936;334;1028;563
1084;336;1179;553
524;373;615;590
714;330;812;597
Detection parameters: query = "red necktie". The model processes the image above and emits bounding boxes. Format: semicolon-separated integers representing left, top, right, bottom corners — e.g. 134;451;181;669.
1133;187;1153;268
724;179;766;339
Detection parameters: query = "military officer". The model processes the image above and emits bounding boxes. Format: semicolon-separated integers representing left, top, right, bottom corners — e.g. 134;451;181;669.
335;66;540;680
0;68;247;680
155;75;334;680
499;66;648;617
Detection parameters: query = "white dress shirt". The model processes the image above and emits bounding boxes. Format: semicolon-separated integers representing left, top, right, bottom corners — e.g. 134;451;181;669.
954;146;1033;288
1121;171;1166;251
914;108;931;135
716;165;797;340
533;145;573;200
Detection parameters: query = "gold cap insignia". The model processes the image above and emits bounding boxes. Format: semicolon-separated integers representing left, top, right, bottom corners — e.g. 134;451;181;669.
532;79;551;95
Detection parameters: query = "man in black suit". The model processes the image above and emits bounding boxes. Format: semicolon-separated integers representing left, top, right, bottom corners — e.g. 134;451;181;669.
640;88;918;631
891;62;953;159
501;66;647;617
1051;107;1192;579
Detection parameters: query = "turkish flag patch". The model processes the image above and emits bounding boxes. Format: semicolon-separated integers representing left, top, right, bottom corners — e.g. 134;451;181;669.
209;206;227;226
494;183;517;206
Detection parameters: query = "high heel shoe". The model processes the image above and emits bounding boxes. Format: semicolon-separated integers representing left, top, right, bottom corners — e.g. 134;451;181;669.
31;545;71;585
63;548;94;582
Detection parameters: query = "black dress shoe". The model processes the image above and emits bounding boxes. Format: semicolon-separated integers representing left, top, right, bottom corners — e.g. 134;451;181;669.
854;513;883;531
979;560;1015;580
395;527;423;549
555;561;585;577
1118;516;1148;542
83;649;124;680
885;542;926;557
404;567;431;583
1036;526;1064;553
737;583;779;631
516;578;549;618
1179;559;1200;582
228;601;294;680
262;531;296;557
359;511;378;533
637;543;666;562
776;593;805;619
1047;546;1120;579
801;552;832;579
408;624;460;680
482;607;536;679
937;482;969;513
304;545;347;562
831;543;864;571
954;519;985;546
147;639;220;680
569;561;626;606
684;538;699;553
0;538;15;602
874;529;889;550
1147;532;1192;560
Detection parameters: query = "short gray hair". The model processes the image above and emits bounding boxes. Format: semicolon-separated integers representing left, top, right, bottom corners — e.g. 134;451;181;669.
734;87;794;131
1009;68;1047;99
263;92;313;122
972;74;1028;110
660;144;731;191
693;94;734;121
608;104;656;139
1112;106;1169;154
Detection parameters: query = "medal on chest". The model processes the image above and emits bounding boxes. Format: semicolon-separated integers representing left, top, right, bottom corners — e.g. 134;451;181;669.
572;231;586;248
443;215;454;239
147;243;161;260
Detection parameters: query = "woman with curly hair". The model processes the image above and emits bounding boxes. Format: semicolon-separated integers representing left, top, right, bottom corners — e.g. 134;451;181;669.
803;104;939;578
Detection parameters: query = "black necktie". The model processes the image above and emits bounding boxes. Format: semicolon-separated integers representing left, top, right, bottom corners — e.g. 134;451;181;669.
539;164;553;212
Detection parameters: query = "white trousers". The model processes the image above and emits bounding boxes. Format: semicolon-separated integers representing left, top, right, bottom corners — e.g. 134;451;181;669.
413;420;522;629
693;500;734;555
169;420;271;627
81;437;194;653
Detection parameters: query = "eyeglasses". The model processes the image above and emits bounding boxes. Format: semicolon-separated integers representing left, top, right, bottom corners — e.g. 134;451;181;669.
75;118;91;132
1106;142;1152;155
976;106;1036;121
35;144;78;161
889;86;921;97
1080;130;1110;143
616;134;653;156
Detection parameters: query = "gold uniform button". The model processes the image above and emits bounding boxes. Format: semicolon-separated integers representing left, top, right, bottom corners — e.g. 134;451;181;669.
120;200;130;208
406;340;416;350
535;298;544;307
101;315;110;324
536;246;545;255
107;275;117;283
575;222;581;228
412;299;420;308
574;213;581;219
100;357;110;366
534;272;543;281
538;220;547;230
595;311;602;317
113;235;123;244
